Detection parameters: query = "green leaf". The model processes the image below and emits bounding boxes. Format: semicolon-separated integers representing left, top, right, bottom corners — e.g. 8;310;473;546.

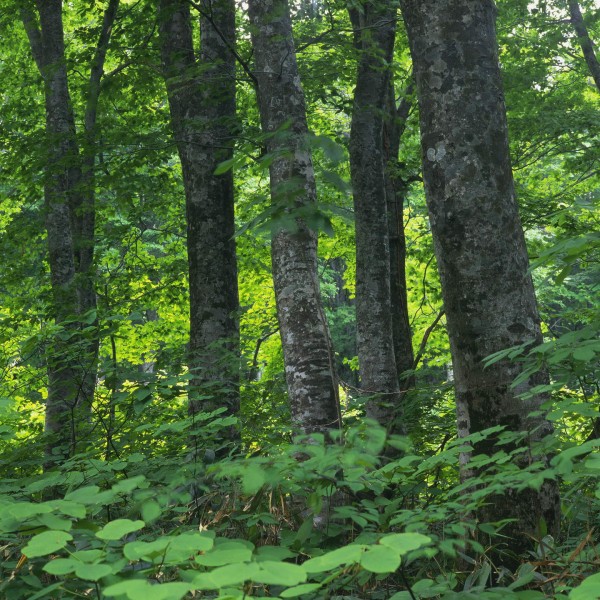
48;500;86;519
104;580;191;600
8;502;53;520
241;464;266;494
124;538;171;561
379;532;431;554
38;513;73;531
280;583;322;597
572;346;595;361
254;545;296;561
96;518;145;540
303;544;365;573
254;560;307;586
74;562;112;581
141;500;162;522
43;557;78;575
204;562;260;587
570;572;600;600
23;530;73;558
196;544;253;566
360;545;401;573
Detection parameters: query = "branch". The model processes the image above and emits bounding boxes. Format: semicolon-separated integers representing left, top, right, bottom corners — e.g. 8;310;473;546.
412;309;445;370
19;1;44;73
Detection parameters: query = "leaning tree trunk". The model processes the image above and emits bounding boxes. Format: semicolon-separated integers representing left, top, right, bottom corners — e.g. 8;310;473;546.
248;0;341;436
568;0;600;92
400;0;560;554
348;2;401;429
159;0;240;437
383;79;415;390
21;0;116;466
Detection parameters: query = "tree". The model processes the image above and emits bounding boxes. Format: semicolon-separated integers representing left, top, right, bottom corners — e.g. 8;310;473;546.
20;0;119;465
400;0;560;551
568;0;600;92
248;0;341;436
384;79;416;390
159;0;240;437
348;1;402;429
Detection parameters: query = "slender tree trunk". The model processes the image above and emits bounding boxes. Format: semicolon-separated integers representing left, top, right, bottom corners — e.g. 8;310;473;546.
384;79;415;389
348;2;401;428
159;0;240;435
248;0;341;436
21;0;116;465
568;0;600;92
400;0;559;554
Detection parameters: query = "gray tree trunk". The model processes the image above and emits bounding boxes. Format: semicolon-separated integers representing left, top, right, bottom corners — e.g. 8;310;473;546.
159;0;240;438
348;2;401;428
384;79;415;390
568;0;600;92
248;0;341;436
400;0;559;553
21;0;116;465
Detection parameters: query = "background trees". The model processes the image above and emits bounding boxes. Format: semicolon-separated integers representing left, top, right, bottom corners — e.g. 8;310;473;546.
0;0;599;597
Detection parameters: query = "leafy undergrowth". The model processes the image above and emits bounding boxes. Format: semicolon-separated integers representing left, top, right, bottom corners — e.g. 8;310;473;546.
1;420;599;600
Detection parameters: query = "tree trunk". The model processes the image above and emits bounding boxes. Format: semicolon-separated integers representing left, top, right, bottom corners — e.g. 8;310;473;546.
384;79;415;390
400;0;559;554
568;0;600;92
248;0;341;436
348;2;401;429
159;0;240;437
21;0;116;465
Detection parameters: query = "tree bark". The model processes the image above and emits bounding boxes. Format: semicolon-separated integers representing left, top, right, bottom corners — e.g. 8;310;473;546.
159;0;240;435
248;0;341;436
568;0;600;92
348;2;401;428
384;79;415;390
21;0;116;465
400;0;559;554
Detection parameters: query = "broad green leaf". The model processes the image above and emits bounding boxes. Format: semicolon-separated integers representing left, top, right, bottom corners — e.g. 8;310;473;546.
38;513;73;531
124;538;171;561
43;557;77;575
195;545;253;566
205;562;260;587
48;500;86;519
23;530;73;558
379;533;431;554
112;475;147;495
72;549;105;562
8;502;53;520
360;545;401;573
65;485;115;505
254;545;296;561
570;572;600;600
242;464;266;494
254;560;307;586
74;562;112;581
303;544;365;573
572;346;595;361
96;519;145;540
141;499;162;522
104;580;191;600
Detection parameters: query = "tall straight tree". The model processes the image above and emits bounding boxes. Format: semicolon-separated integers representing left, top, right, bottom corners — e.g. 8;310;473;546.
159;0;240;433
20;0;118;465
383;79;415;387
348;0;401;428
248;0;341;436
568;0;600;92
400;0;560;549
